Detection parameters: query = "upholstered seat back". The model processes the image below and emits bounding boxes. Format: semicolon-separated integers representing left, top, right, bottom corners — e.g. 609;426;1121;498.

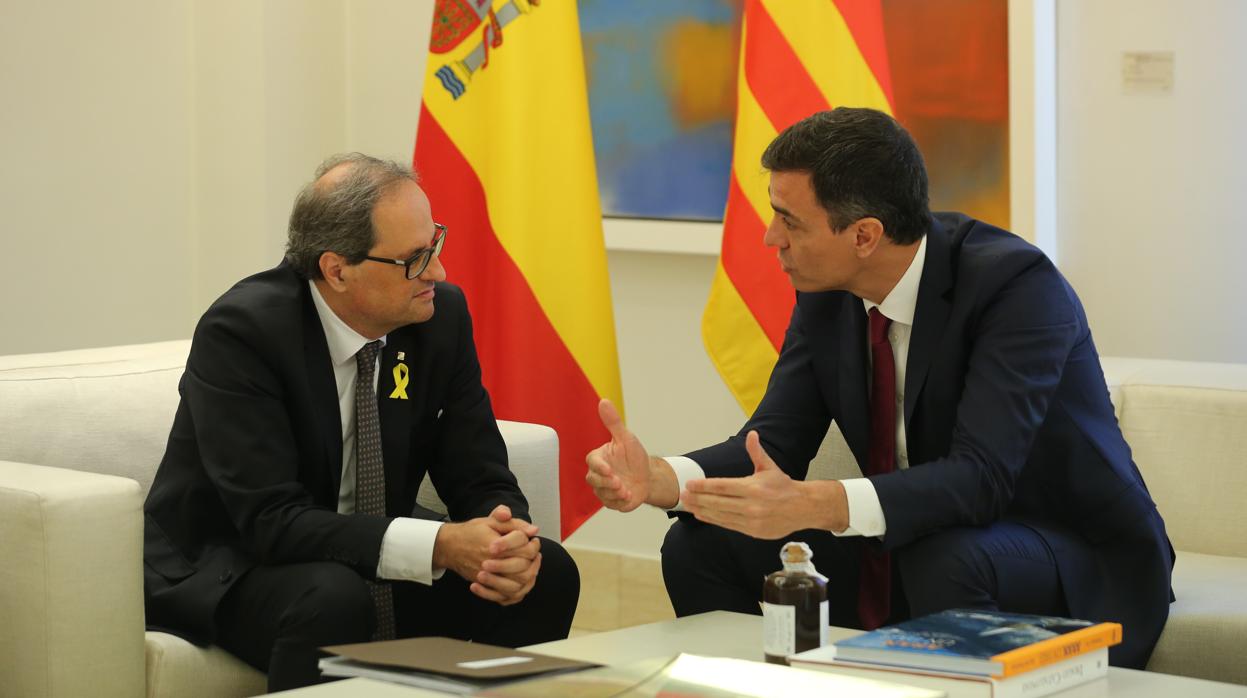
0;340;188;497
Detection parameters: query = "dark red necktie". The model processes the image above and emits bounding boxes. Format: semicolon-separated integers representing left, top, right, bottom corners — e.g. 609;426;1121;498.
859;307;895;629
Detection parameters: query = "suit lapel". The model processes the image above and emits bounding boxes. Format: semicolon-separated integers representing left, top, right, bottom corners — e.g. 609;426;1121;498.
378;336;414;503
836;294;871;467
300;288;344;496
904;223;954;429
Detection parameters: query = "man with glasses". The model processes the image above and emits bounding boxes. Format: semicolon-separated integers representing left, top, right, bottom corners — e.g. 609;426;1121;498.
143;153;579;692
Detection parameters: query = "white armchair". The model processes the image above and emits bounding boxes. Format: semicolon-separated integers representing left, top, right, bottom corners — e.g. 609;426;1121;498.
0;340;560;698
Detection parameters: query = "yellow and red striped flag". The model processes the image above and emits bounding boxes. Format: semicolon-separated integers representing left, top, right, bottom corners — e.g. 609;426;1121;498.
415;0;623;539
703;0;895;413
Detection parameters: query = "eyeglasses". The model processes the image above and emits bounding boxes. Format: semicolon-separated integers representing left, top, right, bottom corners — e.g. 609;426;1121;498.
362;224;447;279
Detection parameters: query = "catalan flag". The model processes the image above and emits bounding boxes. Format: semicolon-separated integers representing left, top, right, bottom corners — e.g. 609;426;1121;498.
415;0;622;539
703;0;895;412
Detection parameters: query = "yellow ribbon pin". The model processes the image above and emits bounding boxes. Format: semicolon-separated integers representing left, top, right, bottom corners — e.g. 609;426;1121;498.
390;362;409;400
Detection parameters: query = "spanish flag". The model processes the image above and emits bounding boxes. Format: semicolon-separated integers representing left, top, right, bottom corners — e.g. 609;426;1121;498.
415;0;622;539
702;0;895;413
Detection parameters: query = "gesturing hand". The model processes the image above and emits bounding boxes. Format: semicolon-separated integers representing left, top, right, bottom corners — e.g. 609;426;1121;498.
681;430;819;540
584;399;655;512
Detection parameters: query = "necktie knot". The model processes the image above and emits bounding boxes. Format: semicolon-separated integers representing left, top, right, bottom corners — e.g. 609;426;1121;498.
357;340;383;372
868;307;892;346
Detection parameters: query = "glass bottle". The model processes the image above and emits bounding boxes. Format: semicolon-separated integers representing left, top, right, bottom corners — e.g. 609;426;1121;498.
762;541;828;665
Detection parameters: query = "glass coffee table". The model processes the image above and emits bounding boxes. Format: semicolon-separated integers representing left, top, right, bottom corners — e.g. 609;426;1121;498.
275;612;1247;696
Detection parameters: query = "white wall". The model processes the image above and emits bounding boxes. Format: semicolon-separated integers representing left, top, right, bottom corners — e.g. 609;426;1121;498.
344;1;430;164
0;0;435;354
1057;0;1247;363
1008;0;1056;254
1;0;196;354
192;1;349;309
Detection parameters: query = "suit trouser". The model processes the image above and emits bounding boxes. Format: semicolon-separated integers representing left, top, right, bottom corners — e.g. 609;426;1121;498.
660;518;1069;631
214;536;579;693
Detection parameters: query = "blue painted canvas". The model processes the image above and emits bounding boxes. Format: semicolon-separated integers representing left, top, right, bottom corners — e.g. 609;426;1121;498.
579;1;742;221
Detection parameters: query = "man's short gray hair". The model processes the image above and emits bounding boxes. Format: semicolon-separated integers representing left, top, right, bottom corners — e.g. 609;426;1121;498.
285;153;419;279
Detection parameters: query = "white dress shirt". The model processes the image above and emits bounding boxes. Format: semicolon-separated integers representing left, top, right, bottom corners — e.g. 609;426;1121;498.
309;281;444;584
668;235;928;538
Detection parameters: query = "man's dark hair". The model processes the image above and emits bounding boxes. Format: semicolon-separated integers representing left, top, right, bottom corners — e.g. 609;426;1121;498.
761;108;930;244
285;153;419;279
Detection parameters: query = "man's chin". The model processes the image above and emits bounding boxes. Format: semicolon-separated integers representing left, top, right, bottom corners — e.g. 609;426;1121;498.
780;268;804;290
406;300;435;325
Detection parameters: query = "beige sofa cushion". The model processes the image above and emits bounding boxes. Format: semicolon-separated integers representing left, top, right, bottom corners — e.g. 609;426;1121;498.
806;424;860;482
1119;384;1247;557
144;632;265;698
0;340;188;496
1147;551;1247;684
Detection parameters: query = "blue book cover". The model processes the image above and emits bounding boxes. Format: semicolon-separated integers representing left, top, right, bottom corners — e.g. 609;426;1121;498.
833;609;1117;677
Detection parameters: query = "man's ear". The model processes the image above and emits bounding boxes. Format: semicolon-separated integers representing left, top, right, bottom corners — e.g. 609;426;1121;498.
853;217;886;258
318;251;350;292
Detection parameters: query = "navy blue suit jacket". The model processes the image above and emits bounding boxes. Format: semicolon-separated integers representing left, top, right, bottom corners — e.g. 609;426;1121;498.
687;213;1173;668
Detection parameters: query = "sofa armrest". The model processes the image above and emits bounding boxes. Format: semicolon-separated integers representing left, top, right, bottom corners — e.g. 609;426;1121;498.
416;420;561;537
0;461;146;698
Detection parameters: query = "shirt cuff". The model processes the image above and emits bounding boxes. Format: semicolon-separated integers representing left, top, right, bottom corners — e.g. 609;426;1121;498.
663;456;706;512
832;478;887;538
377;517;447;585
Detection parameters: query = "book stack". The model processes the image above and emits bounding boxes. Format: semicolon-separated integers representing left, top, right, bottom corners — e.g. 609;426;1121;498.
790;609;1121;698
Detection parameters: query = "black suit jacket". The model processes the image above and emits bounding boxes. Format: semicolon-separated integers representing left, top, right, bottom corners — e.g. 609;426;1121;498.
687;213;1174;668
143;262;527;643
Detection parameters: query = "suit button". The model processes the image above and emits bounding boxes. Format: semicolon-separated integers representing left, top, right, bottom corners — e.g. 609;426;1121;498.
219;569;233;584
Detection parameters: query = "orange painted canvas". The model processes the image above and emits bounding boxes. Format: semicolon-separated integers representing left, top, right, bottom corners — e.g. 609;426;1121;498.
883;0;1010;228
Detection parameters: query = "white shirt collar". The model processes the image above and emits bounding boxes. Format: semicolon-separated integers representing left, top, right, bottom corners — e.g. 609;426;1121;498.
861;234;927;327
308;280;386;367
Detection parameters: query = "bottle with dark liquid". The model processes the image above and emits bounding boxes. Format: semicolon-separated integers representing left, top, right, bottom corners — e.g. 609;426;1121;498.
762;541;828;665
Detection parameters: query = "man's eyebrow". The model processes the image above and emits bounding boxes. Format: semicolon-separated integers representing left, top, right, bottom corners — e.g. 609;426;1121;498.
771;203;802;223
399;238;437;259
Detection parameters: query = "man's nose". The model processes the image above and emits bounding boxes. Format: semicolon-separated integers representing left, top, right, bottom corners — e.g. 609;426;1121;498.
762;220;785;248
420;254;447;282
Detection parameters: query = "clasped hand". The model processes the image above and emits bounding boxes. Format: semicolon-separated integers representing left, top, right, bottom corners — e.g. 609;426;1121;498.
434;504;541;606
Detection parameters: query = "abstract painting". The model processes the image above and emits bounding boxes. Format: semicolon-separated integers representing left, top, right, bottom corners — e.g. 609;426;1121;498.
579;1;742;221
579;0;1009;228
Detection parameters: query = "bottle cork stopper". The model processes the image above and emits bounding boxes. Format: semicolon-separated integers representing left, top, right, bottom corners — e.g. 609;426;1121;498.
780;541;813;564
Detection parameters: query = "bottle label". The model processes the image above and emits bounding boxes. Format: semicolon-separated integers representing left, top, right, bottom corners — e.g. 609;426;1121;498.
820;599;829;646
762;602;795;657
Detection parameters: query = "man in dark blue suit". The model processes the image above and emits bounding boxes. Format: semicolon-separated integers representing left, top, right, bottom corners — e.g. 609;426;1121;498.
585;108;1173;668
